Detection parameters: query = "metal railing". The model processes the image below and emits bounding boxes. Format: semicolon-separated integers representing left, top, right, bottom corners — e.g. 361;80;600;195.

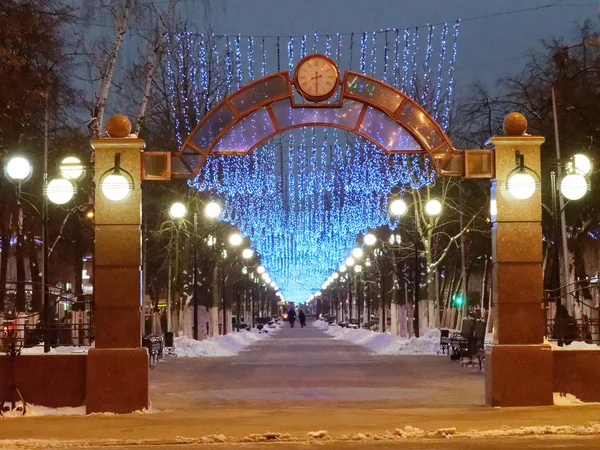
545;318;600;344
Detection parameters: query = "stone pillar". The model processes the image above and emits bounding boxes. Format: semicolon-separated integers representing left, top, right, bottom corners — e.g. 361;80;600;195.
86;115;149;414
485;112;553;407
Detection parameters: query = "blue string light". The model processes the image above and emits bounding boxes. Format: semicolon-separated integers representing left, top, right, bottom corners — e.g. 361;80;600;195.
164;27;461;302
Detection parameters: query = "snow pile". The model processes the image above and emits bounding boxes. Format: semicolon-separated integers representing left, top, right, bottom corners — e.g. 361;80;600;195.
319;322;441;355
174;326;277;358
554;392;585;406
313;319;330;330
548;340;600;349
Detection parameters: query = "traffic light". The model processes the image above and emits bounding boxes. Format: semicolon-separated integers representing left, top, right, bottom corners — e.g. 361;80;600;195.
452;293;464;307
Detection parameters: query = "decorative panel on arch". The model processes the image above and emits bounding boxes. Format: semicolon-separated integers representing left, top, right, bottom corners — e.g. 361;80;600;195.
213;108;276;153
176;69;487;178
359;107;422;152
271;99;363;129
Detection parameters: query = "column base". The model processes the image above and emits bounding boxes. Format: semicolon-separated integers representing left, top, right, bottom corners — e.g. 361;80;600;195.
86;348;148;414
485;344;553;407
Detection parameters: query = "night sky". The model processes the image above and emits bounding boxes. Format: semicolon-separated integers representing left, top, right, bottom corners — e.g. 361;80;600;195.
175;0;599;92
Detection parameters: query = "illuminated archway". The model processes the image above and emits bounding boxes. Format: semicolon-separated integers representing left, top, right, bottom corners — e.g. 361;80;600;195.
172;65;493;179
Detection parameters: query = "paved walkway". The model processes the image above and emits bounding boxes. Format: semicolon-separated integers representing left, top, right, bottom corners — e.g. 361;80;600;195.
152;322;483;410
2;323;600;448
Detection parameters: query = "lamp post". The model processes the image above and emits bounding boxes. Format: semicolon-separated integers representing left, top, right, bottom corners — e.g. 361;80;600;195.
507;152;591;346
168;202;186;334
389;197;442;337
4;155;85;352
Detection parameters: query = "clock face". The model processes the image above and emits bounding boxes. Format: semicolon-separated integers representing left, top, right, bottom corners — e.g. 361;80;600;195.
294;54;339;101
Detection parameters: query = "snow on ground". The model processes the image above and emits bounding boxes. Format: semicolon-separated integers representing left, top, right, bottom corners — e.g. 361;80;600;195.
314;320;441;355
1;404;86;418
174;322;282;358
19;345;92;355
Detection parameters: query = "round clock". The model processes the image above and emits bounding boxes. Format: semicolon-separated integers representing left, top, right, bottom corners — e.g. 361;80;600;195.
293;54;340;102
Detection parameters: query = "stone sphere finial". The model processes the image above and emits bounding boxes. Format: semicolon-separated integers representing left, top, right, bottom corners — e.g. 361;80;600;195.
106;114;132;138
503;112;527;136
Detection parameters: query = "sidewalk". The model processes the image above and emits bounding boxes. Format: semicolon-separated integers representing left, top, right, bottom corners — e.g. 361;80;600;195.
1;322;599;447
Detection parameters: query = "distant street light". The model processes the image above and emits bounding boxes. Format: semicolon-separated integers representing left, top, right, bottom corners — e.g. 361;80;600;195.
345;257;355;267
424;199;442;216
205;201;222;218
352;247;363;259
364;233;377;246
229;233;243;246
257;265;266;274
390;198;408;216
242;248;254;259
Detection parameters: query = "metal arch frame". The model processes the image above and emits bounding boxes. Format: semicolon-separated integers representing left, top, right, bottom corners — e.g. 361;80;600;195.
176;69;459;178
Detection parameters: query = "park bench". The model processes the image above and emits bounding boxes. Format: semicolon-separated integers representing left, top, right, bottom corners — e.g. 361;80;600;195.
255;316;274;330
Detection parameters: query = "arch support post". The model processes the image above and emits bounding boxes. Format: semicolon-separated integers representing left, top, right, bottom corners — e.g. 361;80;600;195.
86;116;149;414
485;117;552;406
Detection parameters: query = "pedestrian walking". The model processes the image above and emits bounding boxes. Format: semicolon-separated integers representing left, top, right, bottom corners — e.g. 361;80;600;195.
298;309;306;328
288;308;296;328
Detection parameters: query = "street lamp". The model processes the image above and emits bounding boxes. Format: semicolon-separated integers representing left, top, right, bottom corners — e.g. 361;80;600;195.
99;154;133;201
424;199;442;217
242;248;254;259
59;156;85;181
560;173;587;200
339;264;347;273
506;152;538;200
228;233;243;247
352;247;363;259
390;198;408;216
4;154;89;352
345;257;355;267
257;265;266;274
5;156;33;182
388;196;443;337
205;201;222;219
46;178;75;205
169;202;187;219
364;233;377;246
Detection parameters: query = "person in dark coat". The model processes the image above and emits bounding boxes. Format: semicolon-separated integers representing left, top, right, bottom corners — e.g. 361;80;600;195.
298;310;306;328
288;308;296;328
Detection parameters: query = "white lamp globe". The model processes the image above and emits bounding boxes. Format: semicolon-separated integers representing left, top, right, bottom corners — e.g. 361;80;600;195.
339;264;347;273
352;247;363;259
270;281;276;288
332;272;339;279
354;265;362;273
345;257;355;267
390;198;408;216
47;178;75;205
507;173;536;200
242;248;254;259
573;154;592;175
364;233;377;246
425;199;442;216
5;156;32;181
101;173;130;201
315;291;321;297
261;272;269;281
229;233;243;246
169;202;186;219
205;201;222;218
60;156;84;180
257;265;266;274
560;174;588;200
